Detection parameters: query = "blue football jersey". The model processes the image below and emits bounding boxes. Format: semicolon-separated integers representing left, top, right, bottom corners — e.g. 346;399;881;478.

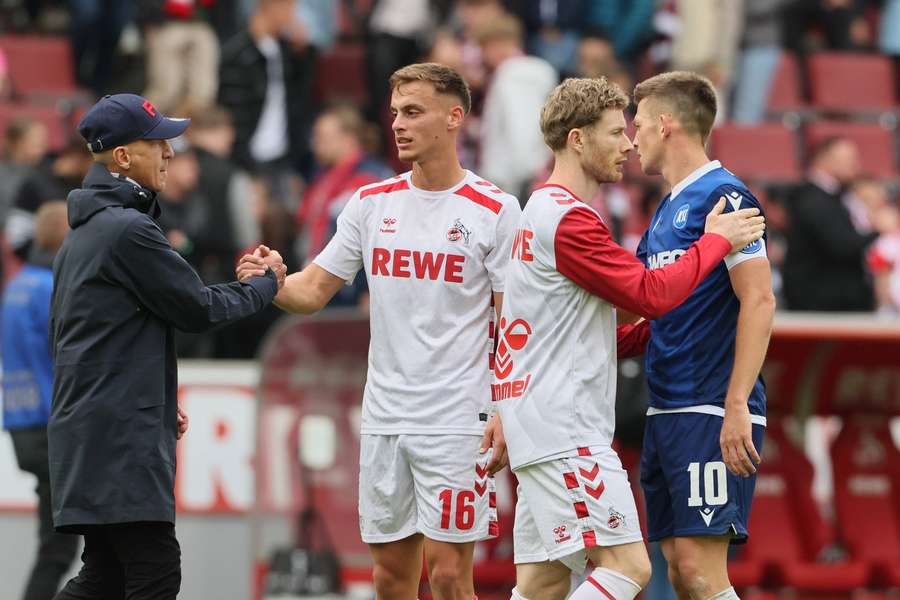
636;161;767;418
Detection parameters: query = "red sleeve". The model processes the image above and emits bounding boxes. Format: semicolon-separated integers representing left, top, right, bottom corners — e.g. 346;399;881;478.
554;207;731;319
617;321;650;358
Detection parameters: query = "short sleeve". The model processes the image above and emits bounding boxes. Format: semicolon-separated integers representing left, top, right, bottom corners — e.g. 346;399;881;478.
313;190;364;282
715;185;769;270
484;199;522;292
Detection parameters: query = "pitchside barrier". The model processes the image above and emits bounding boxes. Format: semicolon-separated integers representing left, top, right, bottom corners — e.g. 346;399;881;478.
0;312;897;599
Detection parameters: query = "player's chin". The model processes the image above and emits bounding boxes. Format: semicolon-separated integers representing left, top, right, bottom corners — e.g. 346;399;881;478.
396;148;417;163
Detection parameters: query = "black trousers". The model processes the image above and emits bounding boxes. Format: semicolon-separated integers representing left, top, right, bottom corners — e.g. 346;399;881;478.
10;427;79;600
54;522;181;600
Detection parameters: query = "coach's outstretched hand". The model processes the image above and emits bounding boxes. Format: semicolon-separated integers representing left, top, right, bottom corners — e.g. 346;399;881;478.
480;413;508;474
237;245;287;289
704;198;766;253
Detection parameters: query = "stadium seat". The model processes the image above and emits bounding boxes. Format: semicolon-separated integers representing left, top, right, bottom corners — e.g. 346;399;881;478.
767;52;806;116
732;420;869;592
830;419;900;589
710;124;801;183
805;121;898;179
313;43;368;105
0;102;68;151
0;35;78;99
807;52;896;114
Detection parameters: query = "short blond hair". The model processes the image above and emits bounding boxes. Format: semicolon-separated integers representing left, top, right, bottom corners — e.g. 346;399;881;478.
540;77;629;152
633;71;717;141
389;62;472;115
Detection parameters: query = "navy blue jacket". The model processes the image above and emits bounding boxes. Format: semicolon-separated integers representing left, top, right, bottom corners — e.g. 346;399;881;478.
2;253;54;430
49;163;277;531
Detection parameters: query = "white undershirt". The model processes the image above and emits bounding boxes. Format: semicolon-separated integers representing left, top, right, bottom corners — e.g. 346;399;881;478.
249;36;289;163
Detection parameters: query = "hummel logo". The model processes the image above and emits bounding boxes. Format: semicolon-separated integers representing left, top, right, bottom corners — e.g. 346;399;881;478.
700;507;716;527
380;217;397;234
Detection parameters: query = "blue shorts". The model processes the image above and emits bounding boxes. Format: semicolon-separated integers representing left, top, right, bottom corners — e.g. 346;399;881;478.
640;411;765;543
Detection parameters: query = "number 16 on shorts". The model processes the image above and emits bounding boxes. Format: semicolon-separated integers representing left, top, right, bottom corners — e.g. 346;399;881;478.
439;489;476;530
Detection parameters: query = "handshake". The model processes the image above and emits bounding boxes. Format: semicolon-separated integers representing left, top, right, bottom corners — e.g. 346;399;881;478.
237;245;288;290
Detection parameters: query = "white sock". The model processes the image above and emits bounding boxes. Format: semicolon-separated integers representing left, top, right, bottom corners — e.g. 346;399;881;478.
510;587;528;600
567;567;642;600
707;587;740;600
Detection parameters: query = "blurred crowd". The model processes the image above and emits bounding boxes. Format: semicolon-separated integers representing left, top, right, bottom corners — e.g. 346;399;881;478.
0;0;899;358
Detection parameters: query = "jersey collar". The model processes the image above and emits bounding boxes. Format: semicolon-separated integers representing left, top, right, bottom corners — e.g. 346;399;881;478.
670;160;721;202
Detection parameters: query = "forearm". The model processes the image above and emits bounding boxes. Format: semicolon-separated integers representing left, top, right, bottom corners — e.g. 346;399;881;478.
272;264;344;315
273;272;323;314
725;292;775;409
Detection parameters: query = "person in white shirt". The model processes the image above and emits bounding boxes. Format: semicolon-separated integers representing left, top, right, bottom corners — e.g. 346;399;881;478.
475;12;557;200
495;77;765;600
238;63;520;600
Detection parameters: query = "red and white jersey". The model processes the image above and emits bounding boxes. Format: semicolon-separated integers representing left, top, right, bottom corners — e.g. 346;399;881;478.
314;170;521;435
495;184;731;469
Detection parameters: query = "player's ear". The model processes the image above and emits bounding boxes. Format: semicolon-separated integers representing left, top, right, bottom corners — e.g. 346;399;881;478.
659;113;672;139
568;128;584;154
446;105;465;131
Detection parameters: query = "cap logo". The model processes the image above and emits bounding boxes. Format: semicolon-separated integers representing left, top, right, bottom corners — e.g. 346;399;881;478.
142;100;157;117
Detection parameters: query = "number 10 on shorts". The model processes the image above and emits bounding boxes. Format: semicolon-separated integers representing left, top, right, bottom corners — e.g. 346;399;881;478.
687;462;728;507
439;489;475;530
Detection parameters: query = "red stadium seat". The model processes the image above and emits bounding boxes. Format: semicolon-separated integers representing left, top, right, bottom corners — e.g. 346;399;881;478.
731;420;869;592
710;124;801;183
807;52;896;114
767;52;805;115
0;35;78;98
830;419;900;589
0;102;68;151
313;43;368;105
805;121;897;179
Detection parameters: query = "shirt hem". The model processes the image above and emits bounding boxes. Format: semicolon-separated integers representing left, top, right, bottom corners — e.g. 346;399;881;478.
646;404;767;426
360;426;485;436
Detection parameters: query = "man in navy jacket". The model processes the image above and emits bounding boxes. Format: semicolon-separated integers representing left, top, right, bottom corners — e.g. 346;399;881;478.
49;94;286;600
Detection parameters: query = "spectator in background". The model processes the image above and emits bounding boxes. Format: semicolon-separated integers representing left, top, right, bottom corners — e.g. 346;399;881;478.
0;117;48;230
512;0;585;76
140;0;220;115
297;104;392;264
69;0;133;94
296;0;338;51
218;0;316;208
475;12;556;200
583;0;656;66
783;138;894;311
186;107;259;271
782;0;869;54
731;0;788;124
669;0;744;124
452;0;506;94
2;201;78;600
576;27;633;93
365;0;452;121
5;138;92;260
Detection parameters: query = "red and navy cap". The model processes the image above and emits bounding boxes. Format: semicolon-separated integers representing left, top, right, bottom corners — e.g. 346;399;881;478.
77;94;191;153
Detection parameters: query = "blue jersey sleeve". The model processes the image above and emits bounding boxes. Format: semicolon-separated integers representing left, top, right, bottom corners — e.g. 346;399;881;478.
709;184;768;269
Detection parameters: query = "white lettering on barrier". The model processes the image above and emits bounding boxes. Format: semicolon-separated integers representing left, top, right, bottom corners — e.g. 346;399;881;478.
177;386;256;512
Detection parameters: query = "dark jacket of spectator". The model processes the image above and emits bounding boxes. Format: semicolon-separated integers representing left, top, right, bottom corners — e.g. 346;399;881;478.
783;181;878;311
217;31;316;172
49;164;278;530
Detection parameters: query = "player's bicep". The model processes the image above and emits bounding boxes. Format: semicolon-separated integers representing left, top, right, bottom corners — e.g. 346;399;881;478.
312;193;364;281
728;256;774;303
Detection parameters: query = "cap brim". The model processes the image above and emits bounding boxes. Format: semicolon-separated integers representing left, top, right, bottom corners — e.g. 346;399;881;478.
141;116;191;141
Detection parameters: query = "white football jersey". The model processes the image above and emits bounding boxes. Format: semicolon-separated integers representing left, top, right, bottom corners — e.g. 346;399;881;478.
315;170;521;435
495;183;732;470
495;184;617;469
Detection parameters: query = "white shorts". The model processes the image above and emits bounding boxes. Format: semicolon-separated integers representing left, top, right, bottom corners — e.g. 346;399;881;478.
359;434;498;544
513;446;643;573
